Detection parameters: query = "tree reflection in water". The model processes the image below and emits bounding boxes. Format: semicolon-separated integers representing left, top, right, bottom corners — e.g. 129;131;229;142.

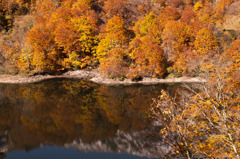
0;79;183;158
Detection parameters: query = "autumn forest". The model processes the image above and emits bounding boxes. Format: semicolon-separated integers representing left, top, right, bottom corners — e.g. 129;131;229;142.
0;0;238;78
0;0;239;158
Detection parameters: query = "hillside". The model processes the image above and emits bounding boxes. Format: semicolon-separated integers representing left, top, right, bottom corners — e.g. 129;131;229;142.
0;0;239;80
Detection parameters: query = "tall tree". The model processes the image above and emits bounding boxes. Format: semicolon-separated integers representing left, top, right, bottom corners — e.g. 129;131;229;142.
128;35;166;78
96;16;128;77
96;16;127;61
26;0;98;72
162;20;190;61
194;27;217;56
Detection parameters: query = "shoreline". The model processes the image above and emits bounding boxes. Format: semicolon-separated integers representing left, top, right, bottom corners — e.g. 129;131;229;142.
0;70;207;85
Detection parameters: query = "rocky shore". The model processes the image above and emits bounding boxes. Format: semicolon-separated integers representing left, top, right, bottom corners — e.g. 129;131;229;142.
0;70;207;85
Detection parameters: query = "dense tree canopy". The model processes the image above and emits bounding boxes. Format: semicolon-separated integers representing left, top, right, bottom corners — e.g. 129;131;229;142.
0;0;239;78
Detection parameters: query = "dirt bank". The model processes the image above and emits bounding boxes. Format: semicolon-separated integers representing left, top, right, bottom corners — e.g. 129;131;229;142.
0;70;207;85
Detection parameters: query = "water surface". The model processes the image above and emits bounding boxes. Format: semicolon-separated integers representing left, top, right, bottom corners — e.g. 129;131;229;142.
0;79;183;159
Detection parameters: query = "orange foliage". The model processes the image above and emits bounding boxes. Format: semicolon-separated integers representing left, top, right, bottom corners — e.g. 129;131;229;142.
160;6;181;21
0;0;238;81
181;6;196;24
195;1;214;26
38;0;56;17
128;35;166;78
99;47;127;78
97;16;128;77
27;24;56;71
213;0;234;22
133;12;157;36
165;0;184;8
26;0;97;72
225;40;240;83
96;16;127;61
194;27;217;56
103;0;127;18
162;20;190;60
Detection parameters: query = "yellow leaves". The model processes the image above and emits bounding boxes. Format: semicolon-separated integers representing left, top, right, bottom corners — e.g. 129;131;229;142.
160;127;168;136
99;47;127;78
194;27;217;56
225;40;240;84
152;67;240;157
162;20;190;60
96;16;127;62
68;52;93;69
95;38;111;60
128;35;166;78
206;100;211;105
80;56;93;69
133;12;157;36
160;90;167;98
32;50;47;72
194;1;203;11
18;45;33;72
26;3;97;73
50;8;96;55
72;0;92;10
200;62;215;72
71;14;97;52
62;58;71;69
69;51;81;68
38;0;55;17
106;16;124;33
163;110;171;114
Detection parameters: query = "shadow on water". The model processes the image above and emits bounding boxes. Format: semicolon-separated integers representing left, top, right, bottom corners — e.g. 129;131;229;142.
0;79;187;159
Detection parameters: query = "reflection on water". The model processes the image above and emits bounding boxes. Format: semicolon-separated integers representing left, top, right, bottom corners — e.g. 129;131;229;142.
0;79;183;159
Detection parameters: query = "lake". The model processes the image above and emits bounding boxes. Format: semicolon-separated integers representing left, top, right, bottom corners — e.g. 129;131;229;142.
0;79;185;159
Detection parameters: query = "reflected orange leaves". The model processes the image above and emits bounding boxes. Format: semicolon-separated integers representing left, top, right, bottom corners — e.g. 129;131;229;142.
0;80;176;146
